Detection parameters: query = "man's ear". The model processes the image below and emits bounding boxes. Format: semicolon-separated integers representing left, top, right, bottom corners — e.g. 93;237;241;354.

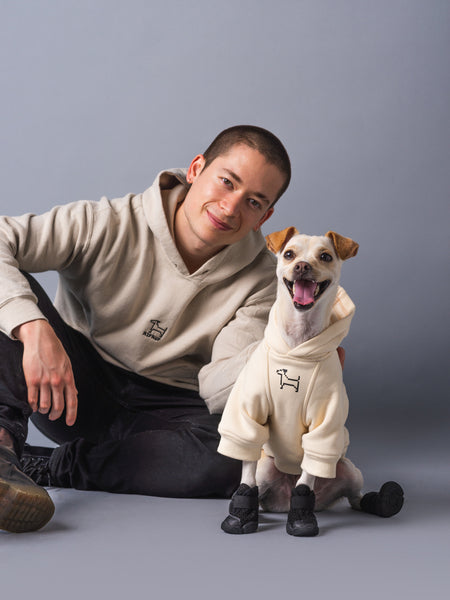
253;207;274;231
265;226;299;254
186;154;206;184
325;231;359;260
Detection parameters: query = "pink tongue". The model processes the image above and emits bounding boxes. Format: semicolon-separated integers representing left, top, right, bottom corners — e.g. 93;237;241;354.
293;280;317;305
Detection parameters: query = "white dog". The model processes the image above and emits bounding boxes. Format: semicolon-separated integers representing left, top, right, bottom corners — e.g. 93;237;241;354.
218;227;404;536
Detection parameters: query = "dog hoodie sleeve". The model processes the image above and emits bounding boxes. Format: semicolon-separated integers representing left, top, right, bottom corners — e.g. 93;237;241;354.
300;355;350;479
217;341;271;462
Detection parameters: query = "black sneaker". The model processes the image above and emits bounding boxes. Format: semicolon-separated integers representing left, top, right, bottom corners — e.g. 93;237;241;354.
20;456;52;487
20;444;54;487
0;445;55;533
286;484;319;537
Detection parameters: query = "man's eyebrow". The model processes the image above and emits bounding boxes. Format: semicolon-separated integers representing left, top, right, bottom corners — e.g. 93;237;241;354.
222;169;271;203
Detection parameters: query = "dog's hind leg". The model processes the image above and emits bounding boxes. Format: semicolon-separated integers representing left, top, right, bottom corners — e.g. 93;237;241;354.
314;457;364;511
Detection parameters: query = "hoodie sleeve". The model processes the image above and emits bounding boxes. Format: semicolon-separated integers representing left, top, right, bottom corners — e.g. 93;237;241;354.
300;356;349;479
217;342;271;462
198;275;276;414
0;202;94;337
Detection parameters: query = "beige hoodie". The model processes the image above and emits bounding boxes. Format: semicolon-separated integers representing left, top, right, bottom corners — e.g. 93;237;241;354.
0;170;277;412
218;287;355;478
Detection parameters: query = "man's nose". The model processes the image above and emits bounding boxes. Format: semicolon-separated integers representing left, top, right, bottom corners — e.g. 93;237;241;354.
219;194;241;217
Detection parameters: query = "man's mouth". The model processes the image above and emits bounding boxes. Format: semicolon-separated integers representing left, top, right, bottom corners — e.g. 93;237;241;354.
206;210;233;231
283;278;331;311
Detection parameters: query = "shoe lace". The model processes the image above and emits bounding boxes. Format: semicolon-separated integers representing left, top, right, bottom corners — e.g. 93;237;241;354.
21;456;51;487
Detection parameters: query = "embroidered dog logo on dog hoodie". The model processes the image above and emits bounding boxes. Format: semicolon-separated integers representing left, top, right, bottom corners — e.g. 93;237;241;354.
276;368;300;392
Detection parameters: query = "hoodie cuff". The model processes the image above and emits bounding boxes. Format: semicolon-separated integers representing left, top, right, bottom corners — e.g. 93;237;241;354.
217;437;262;463
0;297;47;339
301;454;338;479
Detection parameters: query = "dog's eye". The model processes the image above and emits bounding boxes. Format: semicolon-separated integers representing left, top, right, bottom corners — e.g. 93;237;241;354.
320;252;333;262
283;250;295;260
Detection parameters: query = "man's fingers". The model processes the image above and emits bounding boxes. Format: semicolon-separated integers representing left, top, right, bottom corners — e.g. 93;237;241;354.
64;384;78;426
40;375;78;425
27;385;39;413
47;383;65;421
37;383;52;414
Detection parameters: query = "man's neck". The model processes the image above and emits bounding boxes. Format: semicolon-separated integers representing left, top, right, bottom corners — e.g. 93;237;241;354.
173;203;224;274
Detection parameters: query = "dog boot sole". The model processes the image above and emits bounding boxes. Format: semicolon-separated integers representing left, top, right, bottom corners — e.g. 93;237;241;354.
0;479;55;533
221;514;258;534
286;520;319;537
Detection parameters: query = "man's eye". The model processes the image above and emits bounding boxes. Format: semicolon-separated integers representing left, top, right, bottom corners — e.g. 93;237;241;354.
249;198;262;210
221;178;232;187
284;250;295;260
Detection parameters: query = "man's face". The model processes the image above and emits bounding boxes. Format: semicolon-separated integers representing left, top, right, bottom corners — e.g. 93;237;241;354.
178;144;284;256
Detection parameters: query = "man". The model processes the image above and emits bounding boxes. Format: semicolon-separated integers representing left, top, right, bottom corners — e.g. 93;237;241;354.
0;125;291;532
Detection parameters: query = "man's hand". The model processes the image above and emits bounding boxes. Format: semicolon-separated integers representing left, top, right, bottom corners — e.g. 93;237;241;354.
13;320;78;426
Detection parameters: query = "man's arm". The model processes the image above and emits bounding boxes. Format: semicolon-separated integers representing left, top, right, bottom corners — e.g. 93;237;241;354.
0;202;94;423
0;203;93;337
198;278;276;414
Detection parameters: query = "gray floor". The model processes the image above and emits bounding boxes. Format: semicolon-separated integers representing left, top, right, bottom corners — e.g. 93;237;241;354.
1;420;449;600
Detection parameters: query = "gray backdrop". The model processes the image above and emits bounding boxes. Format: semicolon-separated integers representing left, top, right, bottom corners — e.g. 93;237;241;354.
0;1;449;597
1;0;448;427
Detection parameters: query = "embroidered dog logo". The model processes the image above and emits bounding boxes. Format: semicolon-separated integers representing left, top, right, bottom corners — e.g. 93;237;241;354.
276;368;300;392
143;320;167;341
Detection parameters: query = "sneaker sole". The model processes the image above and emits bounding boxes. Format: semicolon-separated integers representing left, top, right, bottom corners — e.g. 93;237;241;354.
0;479;55;533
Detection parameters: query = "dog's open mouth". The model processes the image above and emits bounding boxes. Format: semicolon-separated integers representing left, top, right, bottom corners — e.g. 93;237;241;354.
283;278;331;311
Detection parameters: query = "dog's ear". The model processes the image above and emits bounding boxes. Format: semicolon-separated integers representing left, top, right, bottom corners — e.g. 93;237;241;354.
265;227;299;254
325;231;359;260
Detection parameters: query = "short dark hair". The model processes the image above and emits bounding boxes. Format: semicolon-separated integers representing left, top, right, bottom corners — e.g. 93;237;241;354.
202;125;291;202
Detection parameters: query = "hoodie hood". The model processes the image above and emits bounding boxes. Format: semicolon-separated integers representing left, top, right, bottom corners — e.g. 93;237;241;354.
266;286;356;361
142;169;269;284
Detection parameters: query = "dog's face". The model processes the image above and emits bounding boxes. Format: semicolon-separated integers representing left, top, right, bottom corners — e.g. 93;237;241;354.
278;234;342;312
266;228;359;313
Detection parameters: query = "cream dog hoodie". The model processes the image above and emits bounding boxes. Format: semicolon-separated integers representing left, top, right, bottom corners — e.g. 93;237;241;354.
218;287;355;479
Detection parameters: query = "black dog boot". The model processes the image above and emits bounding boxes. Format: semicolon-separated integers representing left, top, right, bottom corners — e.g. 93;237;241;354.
0;445;55;533
360;481;404;518
221;484;259;534
286;484;319;537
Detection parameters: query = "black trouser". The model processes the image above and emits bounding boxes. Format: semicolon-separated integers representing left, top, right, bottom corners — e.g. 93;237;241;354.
0;274;241;498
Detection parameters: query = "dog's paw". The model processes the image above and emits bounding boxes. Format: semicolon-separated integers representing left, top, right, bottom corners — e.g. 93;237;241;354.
286;484;319;537
221;484;259;534
360;481;404;518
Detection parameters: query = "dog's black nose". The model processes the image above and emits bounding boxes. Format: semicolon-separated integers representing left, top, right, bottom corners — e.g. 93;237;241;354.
295;261;312;274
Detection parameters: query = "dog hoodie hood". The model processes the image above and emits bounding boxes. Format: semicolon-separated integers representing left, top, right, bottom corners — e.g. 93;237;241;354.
266;286;356;361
